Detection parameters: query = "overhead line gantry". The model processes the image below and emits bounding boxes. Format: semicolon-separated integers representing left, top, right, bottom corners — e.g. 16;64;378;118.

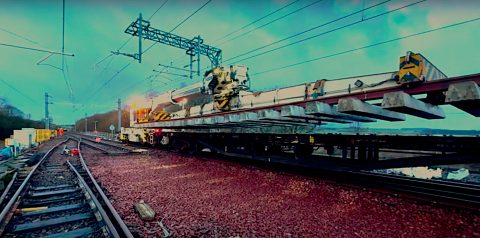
124;13;222;80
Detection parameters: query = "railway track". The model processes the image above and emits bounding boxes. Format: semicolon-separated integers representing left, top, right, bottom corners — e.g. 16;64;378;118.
346;171;480;208
86;134;480;209
78;137;132;156
0;138;133;237
69;131;480;211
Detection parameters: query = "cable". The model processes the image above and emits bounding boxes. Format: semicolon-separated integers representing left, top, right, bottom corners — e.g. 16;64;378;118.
93;53;114;69
227;0;425;64
217;0;325;46
253;17;480;76
87;0;173;102
63;57;74;100
180;0;390;77
161;0;301;78
164;0;324;88
225;0;391;63
61;0;73;99
0;27;40;45
89;61;133;100
228;0;426;65
147;0;170;21
212;0;300;44
62;0;66;69
171;0;212;32
89;0;212;102
93;0;169;66
0;79;38;104
156;0;305;87
0;43;74;56
142;0;213;55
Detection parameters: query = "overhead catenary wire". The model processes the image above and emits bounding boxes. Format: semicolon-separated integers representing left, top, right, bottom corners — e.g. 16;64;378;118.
88;0;212;103
162;0;302;77
252;17;480;76
167;0;391;85
0;43;74;56
211;0;301;44
225;0;391;63
217;0;326;47
93;0;169;67
117;0;170;51
88;61;134;99
0;79;38;104
155;0;309;90
63;58;75;101
86;0;172;102
227;0;426;64
165;0;386;88
61;0;74;99
0;27;40;45
141;0;213;55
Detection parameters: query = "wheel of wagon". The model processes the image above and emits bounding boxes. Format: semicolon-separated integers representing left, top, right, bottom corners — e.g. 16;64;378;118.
325;144;334;156
294;144;313;159
160;135;170;146
267;145;283;155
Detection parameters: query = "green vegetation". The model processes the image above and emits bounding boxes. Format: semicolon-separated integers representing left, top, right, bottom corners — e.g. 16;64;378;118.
0;100;44;140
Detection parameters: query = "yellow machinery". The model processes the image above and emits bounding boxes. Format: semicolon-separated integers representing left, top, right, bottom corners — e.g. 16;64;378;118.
398;51;447;85
35;129;52;143
153;110;171;121
135;108;151;123
207;66;239;111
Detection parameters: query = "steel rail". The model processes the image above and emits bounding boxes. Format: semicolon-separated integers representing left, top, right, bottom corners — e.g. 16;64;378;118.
76;139;134;238
66;160;121;238
133;73;480;124
345;171;480;206
0;172;17;206
80;140;112;154
0;139;67;223
81;140;131;156
74;134;131;154
178;140;480;208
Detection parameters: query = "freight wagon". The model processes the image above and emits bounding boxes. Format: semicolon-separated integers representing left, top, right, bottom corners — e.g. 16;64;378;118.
120;52;449;146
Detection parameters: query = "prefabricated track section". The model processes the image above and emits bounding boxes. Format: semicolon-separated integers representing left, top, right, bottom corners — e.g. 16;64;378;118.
77;137;132;156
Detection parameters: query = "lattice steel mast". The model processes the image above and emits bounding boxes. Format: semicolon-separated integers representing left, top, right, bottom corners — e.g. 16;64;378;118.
124;13;222;79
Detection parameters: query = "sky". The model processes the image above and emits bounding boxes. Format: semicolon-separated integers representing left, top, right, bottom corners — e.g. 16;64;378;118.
0;0;479;129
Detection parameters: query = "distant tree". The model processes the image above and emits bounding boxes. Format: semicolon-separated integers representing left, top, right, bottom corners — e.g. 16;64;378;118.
0;101;44;140
74;109;130;132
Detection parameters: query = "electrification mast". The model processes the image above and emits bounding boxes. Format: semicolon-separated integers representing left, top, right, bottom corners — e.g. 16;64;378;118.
44;93;52;129
117;98;122;133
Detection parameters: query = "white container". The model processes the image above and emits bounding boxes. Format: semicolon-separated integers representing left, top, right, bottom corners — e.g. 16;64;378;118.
13;128;36;149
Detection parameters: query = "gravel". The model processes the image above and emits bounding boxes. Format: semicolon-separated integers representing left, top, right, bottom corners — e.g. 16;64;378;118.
84;149;480;238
